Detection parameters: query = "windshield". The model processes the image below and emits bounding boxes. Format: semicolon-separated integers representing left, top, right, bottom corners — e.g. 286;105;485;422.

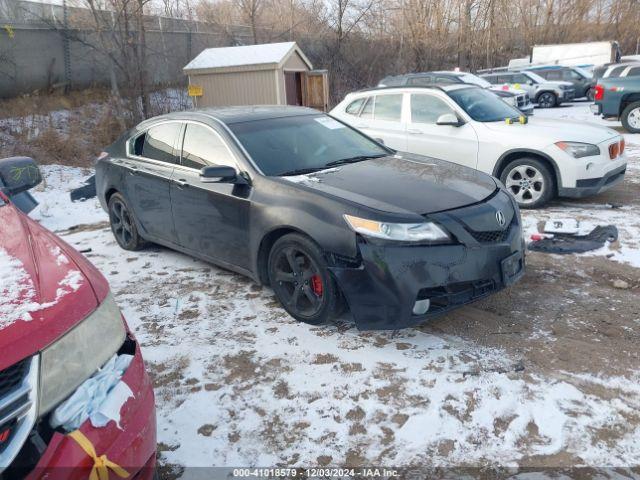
573;66;592;79
524;71;546;83
229;115;390;176
459;73;492;88
448;87;522;122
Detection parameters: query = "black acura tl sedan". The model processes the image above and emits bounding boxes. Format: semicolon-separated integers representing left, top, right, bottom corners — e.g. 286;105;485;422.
96;106;524;330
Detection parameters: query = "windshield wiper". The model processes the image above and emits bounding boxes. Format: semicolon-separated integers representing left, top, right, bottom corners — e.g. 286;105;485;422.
325;154;387;168
279;167;328;176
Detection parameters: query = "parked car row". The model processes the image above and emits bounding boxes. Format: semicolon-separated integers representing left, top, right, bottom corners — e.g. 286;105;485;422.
2;56;634;477
331;84;626;208
379;71;535;116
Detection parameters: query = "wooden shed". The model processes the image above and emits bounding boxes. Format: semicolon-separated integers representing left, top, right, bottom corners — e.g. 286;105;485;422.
183;42;329;111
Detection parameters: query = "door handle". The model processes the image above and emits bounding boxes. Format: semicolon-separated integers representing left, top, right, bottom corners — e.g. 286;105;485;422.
407;129;423;134
174;178;188;188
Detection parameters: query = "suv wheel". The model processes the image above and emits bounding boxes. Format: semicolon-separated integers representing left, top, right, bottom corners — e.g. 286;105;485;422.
536;91;557;108
621;101;640;134
586;87;595;102
500;158;554;209
268;233;342;325
108;193;147;250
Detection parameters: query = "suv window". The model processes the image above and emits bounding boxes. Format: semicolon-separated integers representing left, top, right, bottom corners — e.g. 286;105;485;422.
496;74;514;83
360;97;374;118
510;73;529;84
345;98;365;115
374;94;403;121
627;66;640;77
545;70;563;81
141;123;181;164
407;76;432;86
608;66;626;78
483;75;497;83
181;123;236;170
410;94;454;124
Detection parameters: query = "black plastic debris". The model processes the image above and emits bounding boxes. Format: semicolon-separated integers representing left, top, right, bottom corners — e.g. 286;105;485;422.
528;225;618;254
70;175;97;201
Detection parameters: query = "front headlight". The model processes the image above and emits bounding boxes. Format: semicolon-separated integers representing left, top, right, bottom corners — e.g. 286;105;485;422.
39;292;126;414
344;214;451;243
555;141;600;158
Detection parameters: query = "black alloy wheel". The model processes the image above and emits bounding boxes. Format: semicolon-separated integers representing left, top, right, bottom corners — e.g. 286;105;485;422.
268;233;342;325
108;193;146;250
537;91;557;108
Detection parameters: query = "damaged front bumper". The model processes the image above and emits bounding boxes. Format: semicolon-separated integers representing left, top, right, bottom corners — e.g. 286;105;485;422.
8;336;156;480
331;191;525;330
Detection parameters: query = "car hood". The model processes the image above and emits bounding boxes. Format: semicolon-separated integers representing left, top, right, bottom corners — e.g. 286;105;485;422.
0;200;101;371
482;117;620;144
280;153;498;216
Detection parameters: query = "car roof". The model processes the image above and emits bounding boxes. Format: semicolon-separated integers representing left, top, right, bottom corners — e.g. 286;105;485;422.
148;105;320;125
352;84;477;95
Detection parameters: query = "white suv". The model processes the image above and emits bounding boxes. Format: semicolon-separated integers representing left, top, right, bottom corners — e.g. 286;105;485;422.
480;71;575;108
331;85;627;208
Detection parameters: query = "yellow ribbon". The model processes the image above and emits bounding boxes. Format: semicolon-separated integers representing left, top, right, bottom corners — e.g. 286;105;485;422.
505;118;513;125
68;430;130;480
519;115;526;124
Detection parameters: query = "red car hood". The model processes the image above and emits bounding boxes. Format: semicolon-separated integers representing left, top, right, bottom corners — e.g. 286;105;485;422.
0;197;109;371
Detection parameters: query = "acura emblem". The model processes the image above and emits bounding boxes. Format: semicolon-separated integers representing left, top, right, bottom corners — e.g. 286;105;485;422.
496;210;506;227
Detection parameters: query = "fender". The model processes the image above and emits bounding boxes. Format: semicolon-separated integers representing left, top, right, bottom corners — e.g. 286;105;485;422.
493;148;563;191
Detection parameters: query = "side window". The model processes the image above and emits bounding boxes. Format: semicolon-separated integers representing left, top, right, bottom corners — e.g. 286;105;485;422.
483;75;496;83
608;66;625;78
360;97;374;119
568;70;583;80
373;94;403;122
497;75;512;83
407;76;432;86
132;133;145;156
545;71;563;81
511;74;529;84
141;123;180;164
181;123;236;170
410;94;454;124
627;67;640;77
345;98;365;116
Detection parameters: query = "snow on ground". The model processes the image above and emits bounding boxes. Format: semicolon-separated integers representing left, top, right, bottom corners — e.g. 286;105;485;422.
26;101;640;473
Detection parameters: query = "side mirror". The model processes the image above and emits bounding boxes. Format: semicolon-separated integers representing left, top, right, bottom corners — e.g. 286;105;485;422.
373;137;385;145
436;113;462;127
0;157;42;195
200;165;238;183
527;80;534;85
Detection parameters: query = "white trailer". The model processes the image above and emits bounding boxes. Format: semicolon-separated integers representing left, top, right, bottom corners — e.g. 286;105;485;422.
527;41;620;67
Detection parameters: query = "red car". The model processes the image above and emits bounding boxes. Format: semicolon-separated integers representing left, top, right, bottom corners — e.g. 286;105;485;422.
0;157;157;479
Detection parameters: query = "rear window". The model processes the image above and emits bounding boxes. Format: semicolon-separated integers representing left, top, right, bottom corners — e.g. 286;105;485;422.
141;123;181;164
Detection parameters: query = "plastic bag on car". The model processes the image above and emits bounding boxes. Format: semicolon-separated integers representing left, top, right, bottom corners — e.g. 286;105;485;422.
50;354;134;432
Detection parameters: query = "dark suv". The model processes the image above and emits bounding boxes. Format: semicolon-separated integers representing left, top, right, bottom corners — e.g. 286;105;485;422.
525;66;594;100
379;71;534;115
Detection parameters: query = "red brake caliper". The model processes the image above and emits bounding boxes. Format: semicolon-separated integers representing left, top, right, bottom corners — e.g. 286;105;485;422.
310;275;323;296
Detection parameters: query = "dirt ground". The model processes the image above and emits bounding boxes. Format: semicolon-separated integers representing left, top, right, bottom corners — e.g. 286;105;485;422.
27;103;640;475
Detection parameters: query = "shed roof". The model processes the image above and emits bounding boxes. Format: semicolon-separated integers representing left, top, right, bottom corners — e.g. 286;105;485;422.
183;42;313;74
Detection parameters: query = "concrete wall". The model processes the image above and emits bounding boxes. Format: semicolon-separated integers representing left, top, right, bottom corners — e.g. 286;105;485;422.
0;0;256;98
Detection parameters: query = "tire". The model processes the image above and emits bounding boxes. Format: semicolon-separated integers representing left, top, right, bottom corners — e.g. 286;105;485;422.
621;101;640;134
536;91;557;108
108;192;147;250
267;233;342;325
586;87;595;102
500;157;555;209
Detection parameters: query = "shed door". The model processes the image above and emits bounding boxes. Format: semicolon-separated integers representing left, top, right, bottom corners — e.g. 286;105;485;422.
303;71;329;112
284;72;303;106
